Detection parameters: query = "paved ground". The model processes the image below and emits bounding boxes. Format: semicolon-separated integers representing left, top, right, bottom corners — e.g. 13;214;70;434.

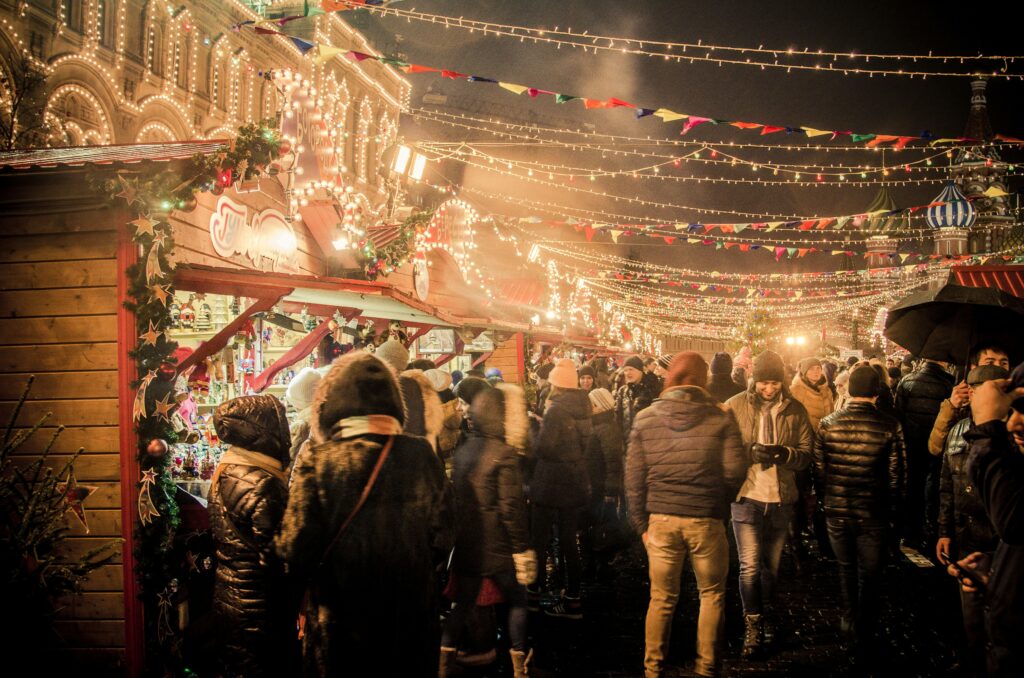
451;529;967;677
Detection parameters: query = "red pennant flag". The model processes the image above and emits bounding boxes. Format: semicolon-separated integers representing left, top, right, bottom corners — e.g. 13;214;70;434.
254;26;283;35
347;51;373;61
739;244;751;252
798;248;810;257
662;236;676;244
816;218;833;229
584;226;595;242
721;225;734;234
760;125;785;135
441;70;467;79
731;122;762;130
866;135;899;148
584;98;610;109
681;116;712;134
407;64;438;73
607;98;636;108
800;220;815;231
995;134;1024;144
894;136;917;150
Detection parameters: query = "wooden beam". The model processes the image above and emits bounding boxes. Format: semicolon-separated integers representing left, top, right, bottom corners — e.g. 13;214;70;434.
177;294;287;375
404;325;432;349
433;337;465;368
471;351;494;368
252;318;332;393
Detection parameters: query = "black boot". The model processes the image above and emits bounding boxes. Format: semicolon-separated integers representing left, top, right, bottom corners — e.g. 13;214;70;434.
742;614;762;658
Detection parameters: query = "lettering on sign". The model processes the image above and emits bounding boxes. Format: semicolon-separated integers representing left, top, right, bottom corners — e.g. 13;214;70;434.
209;196;301;273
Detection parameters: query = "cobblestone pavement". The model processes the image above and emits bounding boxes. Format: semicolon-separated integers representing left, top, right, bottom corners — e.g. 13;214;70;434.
454;531;967;677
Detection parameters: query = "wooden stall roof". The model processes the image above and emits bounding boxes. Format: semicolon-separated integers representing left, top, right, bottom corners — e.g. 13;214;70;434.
0;140;227;171
175;264;458;326
950;264;1024;298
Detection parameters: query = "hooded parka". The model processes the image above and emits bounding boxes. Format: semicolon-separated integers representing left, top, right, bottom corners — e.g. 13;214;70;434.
531;388;592;508
275;352;455;677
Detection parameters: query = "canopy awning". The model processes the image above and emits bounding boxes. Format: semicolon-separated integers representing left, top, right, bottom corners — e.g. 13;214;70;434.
950;264;1024;298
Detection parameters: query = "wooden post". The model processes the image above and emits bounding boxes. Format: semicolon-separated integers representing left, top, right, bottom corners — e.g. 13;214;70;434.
116;215;144;677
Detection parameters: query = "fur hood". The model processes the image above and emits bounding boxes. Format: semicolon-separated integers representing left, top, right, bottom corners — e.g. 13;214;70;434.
468;382;529;450
311;351;404;442
400;369;444;443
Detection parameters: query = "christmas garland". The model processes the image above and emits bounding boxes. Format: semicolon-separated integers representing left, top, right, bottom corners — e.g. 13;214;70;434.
361;210;433;280
92;119;280;675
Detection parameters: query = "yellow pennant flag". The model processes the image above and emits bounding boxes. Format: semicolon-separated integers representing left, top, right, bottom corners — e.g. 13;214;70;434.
653;108;687;122
766;222;783;232
929;138;961;146
315;45;345;65
900;253;912;263
802;128;831;138
610;230;624;243
794;291;803;298
984;186;1009;197
674;222;688;231
499;82;529;95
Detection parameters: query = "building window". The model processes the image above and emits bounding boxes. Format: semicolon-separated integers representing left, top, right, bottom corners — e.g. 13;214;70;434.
29;31;45;58
147;28;163;76
62;0;81;32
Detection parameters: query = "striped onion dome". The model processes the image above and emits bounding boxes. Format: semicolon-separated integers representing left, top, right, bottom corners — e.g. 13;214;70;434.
926;182;977;229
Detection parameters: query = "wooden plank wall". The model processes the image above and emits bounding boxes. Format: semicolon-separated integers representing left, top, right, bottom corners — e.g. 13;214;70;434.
487;334;525;385
0;177;126;671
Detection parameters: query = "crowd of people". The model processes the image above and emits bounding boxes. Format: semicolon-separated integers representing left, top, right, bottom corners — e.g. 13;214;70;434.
200;335;1024;677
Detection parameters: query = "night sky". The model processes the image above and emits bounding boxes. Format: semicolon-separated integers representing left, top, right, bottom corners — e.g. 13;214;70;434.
359;1;1023;275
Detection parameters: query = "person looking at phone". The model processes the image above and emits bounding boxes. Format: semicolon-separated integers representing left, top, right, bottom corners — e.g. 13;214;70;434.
936;364;1008;676
948;361;1024;677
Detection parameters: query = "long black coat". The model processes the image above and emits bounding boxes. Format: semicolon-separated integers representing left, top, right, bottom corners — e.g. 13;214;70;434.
209;395;296;678
531;389;592;508
614;379;656;443
625;386;747;533
452;385;530;577
812;401;905;521
894;361;954;458
966;419;1024;676
586;409;625;498
277;434;454;676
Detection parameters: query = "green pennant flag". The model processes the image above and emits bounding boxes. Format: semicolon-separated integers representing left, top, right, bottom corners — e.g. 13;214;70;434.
851;133;876;143
555;94;577;104
787;247;797;257
380;57;409;67
304;0;324;15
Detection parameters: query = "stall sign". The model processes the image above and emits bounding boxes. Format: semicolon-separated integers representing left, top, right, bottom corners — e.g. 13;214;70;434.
209;195;300;273
418;328;456;355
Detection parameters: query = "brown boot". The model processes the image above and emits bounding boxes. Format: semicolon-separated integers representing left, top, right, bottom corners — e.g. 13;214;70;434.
510;648;533;678
439;646;461;677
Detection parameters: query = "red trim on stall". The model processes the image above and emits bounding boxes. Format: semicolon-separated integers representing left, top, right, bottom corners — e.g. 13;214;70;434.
471;351;494;368
177;294;288;374
514;332;526;385
116;214;144;677
434;337;466;367
251;319;332;392
404;325;432;349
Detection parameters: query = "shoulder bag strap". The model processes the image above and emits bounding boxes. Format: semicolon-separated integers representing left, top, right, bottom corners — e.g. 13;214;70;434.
317;435;394;570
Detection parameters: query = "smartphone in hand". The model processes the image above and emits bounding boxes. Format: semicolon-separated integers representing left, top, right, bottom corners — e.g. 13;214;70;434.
939;551;987;592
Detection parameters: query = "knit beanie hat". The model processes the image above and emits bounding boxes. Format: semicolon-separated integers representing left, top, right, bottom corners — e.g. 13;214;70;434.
285;366;322;412
374;338;410;373
548;358;579;390
656;354;675;371
664;351;708;390
408;358;436;371
588;387;615;414
752;350;786;383
454;375;491;405
710;351;733;376
315;352;405;436
424;368;453;392
485;367;503;379
848;365;881;397
798;357;822;376
578;365;596;380
535;363;554;380
967;364;1009;386
451;370;464;386
624;355;645;372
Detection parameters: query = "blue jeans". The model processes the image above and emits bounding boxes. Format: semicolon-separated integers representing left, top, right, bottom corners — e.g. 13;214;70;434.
826;517;886;641
731;499;793;615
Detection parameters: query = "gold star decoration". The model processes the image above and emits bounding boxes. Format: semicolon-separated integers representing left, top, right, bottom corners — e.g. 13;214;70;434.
151;231;170;251
150;284;172;306
56;470;98;534
115;175;139;205
139;321;163;347
153;391;176;421
130;216;157;237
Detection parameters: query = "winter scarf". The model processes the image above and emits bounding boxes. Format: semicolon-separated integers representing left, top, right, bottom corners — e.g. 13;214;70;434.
330;415;403;441
215;447;290;485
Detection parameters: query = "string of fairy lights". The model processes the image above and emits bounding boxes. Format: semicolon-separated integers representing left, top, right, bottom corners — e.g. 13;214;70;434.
356;3;1024;79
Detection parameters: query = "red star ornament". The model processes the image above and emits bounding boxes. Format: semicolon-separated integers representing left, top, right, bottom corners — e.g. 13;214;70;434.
56;471;98;534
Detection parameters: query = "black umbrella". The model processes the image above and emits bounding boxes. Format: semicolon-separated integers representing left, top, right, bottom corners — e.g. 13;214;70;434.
883;283;1024;366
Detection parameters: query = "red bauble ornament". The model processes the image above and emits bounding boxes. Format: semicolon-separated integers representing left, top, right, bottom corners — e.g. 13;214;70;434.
146;439;169;458
278;140;292;155
156;361;177;381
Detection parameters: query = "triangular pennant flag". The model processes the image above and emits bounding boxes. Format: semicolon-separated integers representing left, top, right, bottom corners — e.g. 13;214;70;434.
381;57;410;67
900;253;912;263
995;134;1024;144
499;82;529;95
610;230;624;243
866;135;899;148
835;216;851;229
799;220;815;231
760;125;786;135
636;108;656;118
304;0;325;15
731;122;762;130
654;109;687;122
851;133;876;143
739;244;751;252
984;186;1010;197
407;64;438;73
787;247;797;257
314;45;345;64
894;136;917;150
662;236;675;244
441;70;467;79
766;222;782;232
555;93;577;104
289;36;316;54
802;128;831;138
797;248;810;257
681;116;712;134
347;51;374;61
816;218;834;229
254;26;283;35
584;98;611;109
607;98;635;108
733;223;749;233
468;76;497;83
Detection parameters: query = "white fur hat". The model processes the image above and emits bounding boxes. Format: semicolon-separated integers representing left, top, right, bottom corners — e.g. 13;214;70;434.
286;366;322;412
424;368;452;392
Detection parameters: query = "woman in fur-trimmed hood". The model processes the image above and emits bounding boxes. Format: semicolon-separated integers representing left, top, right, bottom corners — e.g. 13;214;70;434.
399;368;445;449
441;383;536;675
275;351;455;677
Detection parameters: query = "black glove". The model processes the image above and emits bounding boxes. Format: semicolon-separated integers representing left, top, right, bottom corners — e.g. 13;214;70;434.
751;443;775;465
765;445;792;466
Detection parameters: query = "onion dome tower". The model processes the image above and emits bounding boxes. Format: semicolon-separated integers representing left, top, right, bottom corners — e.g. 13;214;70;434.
927;181;976;255
950;79;1012;253
861;186;908;268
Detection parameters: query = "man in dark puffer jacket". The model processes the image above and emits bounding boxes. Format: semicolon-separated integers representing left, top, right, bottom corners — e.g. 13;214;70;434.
210;394;298;677
813;366;904;654
707;351;744;404
895;359;954;549
627;353;747;678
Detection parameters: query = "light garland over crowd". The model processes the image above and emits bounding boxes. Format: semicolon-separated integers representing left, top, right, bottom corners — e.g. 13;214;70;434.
354;3;1024;79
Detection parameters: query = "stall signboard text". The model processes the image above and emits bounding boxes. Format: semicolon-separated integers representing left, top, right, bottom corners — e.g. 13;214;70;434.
209;195;300;274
